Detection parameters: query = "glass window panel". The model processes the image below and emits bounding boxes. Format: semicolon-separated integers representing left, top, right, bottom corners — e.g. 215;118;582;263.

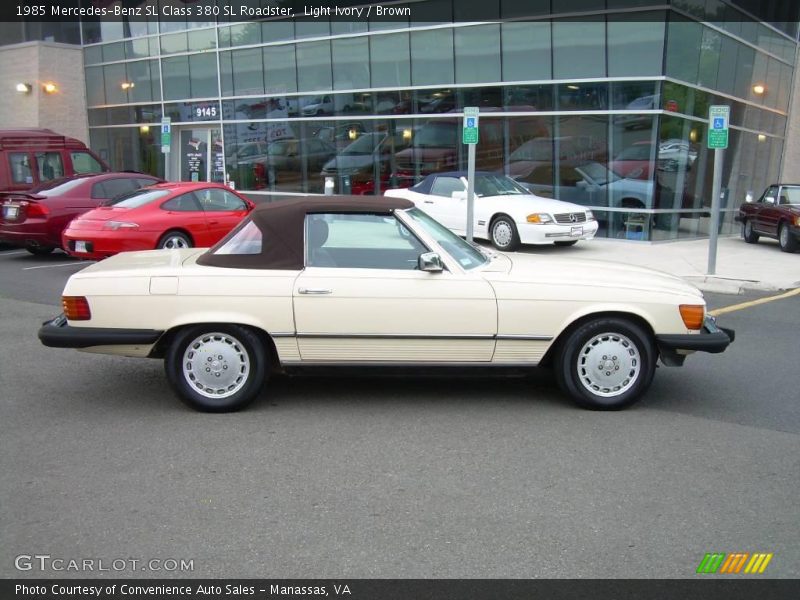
332;37;370;90
264;44;297;94
697;27;721;89
501;21;552;82
219;51;234;96
160;32;188;55
607;13;665;77
262;20;294;43
187;28;217;52
102;42;125;63
127;60;160;103
411;28;454;86
84;46;103;65
370;33;411;88
125;37;152;59
103;63;127;104
189;54;219;98
610;81;660;110
715;36;737;96
295;18;330;39
85;66;106;106
751;51;769;104
454;25;500;84
553;17;605;79
505;84;555;111
777;63;792;113
733;45;756;99
332;21;368;35
764;57;781;110
665;16;702;84
233;48;266;96
296;41;332;92
557;83;608;110
162;56;190;101
555;0;605;12
224;22;262;47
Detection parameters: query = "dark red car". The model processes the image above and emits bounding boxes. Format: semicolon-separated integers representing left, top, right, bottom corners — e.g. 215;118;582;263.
0;173;161;255
739;184;800;253
62;182;255;260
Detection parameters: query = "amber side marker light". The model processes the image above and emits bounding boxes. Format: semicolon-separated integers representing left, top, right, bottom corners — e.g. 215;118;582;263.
679;304;705;330
62;296;91;321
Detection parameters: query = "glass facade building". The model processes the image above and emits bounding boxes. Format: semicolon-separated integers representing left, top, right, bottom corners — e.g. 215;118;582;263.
80;0;799;241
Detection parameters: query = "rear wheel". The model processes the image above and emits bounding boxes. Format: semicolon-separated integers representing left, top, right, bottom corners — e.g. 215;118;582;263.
157;231;192;250
742;219;759;244
778;222;798;253
165;324;267;412
490;215;521;251
554;240;579;247
554;317;656;410
25;245;55;256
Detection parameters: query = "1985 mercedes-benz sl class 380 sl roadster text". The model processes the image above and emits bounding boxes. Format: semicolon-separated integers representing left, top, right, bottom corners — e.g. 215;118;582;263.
39;196;734;412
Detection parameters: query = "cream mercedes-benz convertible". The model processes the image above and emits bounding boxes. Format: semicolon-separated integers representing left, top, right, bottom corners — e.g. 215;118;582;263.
39;196;733;412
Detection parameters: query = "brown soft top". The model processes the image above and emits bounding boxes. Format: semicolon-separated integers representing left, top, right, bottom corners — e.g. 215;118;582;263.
197;195;414;270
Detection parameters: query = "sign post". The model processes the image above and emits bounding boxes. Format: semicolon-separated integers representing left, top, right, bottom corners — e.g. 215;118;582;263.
463;107;479;242
707;105;729;275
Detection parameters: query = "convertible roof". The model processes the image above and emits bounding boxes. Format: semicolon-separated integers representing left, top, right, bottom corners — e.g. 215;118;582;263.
197;195;414;270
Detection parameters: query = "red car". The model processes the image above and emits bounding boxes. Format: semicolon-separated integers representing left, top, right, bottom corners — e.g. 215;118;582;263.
62;182;255;260
0;173;161;255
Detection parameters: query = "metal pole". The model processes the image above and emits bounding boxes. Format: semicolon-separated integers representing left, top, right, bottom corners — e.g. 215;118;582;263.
466;143;476;242
707;147;724;275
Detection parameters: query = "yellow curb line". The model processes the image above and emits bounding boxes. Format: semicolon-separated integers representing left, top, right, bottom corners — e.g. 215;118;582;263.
708;287;800;317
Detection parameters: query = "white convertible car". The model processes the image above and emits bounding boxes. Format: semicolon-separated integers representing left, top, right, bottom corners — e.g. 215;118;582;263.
384;171;599;250
39;196;733;412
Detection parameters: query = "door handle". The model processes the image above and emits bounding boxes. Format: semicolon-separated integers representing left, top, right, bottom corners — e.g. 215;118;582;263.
298;288;332;295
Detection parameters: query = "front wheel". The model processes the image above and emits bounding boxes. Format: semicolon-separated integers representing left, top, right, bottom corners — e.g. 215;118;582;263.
742;219;759;244
779;223;798;252
554;317;657;410
490;215;521;251
164;325;268;412
157;231;192;250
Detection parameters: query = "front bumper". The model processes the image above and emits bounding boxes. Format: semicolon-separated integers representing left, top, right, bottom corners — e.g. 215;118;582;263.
518;219;599;245
656;316;735;366
38;314;164;349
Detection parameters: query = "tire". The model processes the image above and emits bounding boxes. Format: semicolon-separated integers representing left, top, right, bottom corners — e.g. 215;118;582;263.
490;215;521;251
157;231;192;250
778;222;798;253
554;317;657;410
554;240;579;247
26;245;55;256
164;324;267;412
742;219;759;244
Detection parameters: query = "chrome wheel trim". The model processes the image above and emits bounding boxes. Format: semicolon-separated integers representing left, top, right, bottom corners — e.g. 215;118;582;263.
780;224;788;247
576;332;641;398
182;332;250;399
163;235;189;249
492;220;513;248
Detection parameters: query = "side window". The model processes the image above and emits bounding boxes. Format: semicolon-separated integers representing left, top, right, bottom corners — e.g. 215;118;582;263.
9;153;33;184
70;151;105;174
306;213;428;270
214;220;262;255
430;177;466;197
761;186;778;204
195;188;247;211
34;152;65;181
136;178;157;188
94;177;138;199
161;192;202;212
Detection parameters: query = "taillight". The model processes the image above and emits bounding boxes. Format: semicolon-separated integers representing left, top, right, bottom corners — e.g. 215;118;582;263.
62;296;91;321
22;200;49;217
679;304;705;330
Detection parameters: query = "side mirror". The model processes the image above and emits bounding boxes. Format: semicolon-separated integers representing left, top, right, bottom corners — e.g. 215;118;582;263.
451;190;467;200
418;252;443;272
745;191;754;203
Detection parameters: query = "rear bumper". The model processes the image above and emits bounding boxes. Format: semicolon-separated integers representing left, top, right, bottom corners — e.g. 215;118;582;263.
38;314;164;349
656;316;734;365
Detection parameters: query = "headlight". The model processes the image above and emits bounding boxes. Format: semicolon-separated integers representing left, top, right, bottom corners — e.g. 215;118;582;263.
104;221;140;230
585;210;595;221
526;213;553;224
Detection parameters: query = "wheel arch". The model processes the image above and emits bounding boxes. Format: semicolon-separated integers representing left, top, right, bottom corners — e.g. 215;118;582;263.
156;228;195;248
539;309;657;367
148;321;282;372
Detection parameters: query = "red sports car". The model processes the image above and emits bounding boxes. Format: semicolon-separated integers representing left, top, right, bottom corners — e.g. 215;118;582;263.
0;173;162;255
62;182;255;260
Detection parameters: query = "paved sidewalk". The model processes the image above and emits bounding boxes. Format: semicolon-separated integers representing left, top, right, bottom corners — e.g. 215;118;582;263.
517;235;800;294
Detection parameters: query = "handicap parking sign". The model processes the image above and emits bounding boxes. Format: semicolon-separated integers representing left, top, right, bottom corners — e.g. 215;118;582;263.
713;117;725;129
466;117;476;128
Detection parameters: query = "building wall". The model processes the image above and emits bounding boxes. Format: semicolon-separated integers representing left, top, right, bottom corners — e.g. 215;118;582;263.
780;44;800;183
0;41;89;144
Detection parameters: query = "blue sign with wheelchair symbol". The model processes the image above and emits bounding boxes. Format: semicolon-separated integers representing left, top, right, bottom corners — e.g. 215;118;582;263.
713;117;725;129
466;117;476;128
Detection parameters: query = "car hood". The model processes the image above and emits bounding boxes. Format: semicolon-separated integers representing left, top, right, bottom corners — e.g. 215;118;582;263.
492;252;703;299
486;193;589;214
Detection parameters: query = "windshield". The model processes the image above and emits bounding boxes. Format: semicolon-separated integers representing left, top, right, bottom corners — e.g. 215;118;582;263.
579;162;621;185
28;177;87;196
341;132;383;156
403;208;487;270
104;189;170;208
268;141;295;156
474;174;529;197
414;121;457;148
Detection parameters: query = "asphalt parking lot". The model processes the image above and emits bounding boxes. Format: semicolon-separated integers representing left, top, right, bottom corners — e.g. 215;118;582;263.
1;247;798;579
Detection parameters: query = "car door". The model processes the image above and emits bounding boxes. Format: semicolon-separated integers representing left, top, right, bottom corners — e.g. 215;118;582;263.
752;186;778;234
427;175;467;230
293;212;497;363
759;186;788;236
159;191;209;243
194;187;251;243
